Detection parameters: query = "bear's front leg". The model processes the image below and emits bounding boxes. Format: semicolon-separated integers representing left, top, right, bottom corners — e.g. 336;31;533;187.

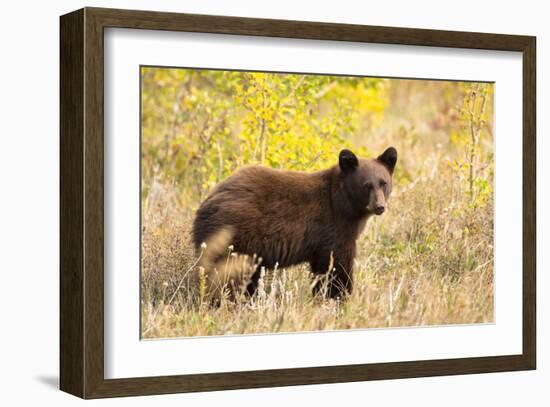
310;247;354;300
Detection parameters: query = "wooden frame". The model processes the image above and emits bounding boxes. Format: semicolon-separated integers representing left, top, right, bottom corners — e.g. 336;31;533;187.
60;7;536;399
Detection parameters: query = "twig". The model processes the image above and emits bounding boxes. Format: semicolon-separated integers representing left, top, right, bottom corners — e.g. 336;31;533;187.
167;249;204;306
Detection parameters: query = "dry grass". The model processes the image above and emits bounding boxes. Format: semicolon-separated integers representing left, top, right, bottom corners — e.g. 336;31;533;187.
141;164;494;339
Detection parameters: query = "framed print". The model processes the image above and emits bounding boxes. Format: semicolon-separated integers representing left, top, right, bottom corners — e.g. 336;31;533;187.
60;7;536;398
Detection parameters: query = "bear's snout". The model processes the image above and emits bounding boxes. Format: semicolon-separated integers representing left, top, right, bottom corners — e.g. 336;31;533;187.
374;205;385;215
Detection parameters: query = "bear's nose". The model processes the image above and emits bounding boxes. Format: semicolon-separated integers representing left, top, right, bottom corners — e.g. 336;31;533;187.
374;205;385;215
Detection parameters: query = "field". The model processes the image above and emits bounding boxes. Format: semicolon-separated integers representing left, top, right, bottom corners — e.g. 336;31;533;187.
140;68;494;338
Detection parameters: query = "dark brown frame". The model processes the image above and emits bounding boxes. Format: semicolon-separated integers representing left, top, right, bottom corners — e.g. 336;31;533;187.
60;7;536;399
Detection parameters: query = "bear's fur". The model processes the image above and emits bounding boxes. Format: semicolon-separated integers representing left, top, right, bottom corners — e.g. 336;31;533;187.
192;147;397;299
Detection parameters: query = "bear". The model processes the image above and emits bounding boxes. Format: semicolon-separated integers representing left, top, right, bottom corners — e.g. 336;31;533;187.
192;147;397;300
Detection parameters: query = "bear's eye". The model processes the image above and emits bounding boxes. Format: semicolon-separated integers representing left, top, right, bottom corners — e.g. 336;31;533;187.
364;182;373;190
380;180;387;188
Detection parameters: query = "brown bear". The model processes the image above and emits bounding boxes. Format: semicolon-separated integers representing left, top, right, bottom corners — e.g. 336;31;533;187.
192;147;397;300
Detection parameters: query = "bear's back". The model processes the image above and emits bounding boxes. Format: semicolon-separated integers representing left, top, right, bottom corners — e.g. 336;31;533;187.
218;165;326;203
192;165;335;267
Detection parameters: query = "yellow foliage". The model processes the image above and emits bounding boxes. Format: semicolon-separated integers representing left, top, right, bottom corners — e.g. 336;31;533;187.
141;67;494;212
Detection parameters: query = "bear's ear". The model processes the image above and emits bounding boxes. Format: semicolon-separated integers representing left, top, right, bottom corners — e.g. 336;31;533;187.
377;147;397;174
339;149;359;172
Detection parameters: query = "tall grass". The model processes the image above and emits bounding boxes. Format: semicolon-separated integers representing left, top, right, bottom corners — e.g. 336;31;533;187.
141;162;493;338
